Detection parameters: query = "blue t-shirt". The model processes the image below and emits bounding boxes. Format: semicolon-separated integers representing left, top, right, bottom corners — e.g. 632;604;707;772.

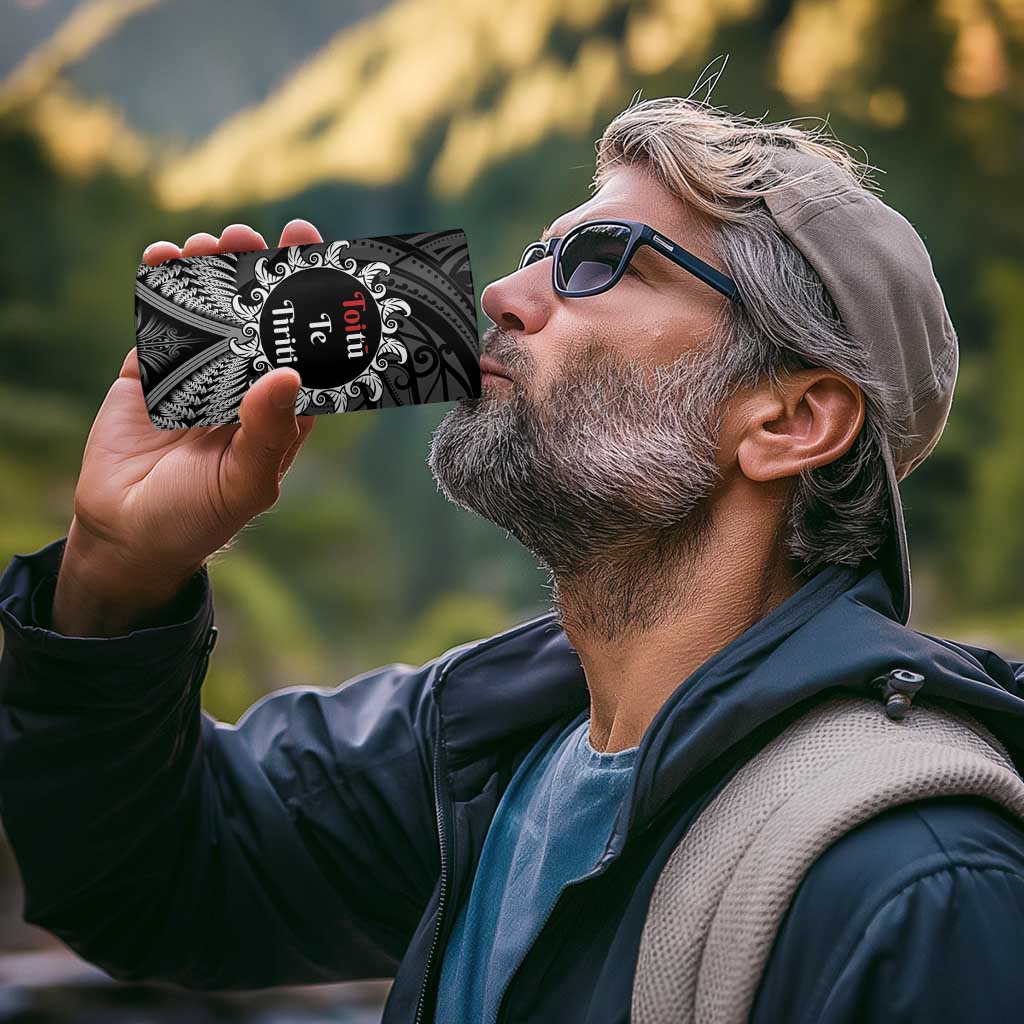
434;712;639;1023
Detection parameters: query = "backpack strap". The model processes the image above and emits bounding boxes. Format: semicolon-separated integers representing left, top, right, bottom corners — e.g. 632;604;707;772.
631;694;1024;1024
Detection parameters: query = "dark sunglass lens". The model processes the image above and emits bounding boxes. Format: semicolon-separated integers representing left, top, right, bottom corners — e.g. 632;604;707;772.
518;243;547;271
556;223;631;292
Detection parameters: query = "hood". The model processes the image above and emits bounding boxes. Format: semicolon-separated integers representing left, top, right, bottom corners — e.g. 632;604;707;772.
433;556;1024;863
602;557;1024;862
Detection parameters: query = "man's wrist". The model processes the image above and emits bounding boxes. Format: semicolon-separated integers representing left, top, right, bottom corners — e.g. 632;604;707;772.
51;518;206;638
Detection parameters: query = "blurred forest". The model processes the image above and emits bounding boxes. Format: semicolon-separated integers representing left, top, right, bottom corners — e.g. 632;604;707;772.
0;0;1022;1015
0;0;1022;726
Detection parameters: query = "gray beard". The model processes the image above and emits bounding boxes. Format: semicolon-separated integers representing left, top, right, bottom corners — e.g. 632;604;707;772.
427;331;740;640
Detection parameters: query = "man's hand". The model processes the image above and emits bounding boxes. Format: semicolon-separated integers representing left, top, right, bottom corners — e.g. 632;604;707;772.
52;220;323;637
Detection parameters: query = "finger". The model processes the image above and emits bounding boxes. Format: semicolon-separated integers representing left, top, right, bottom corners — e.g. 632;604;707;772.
224;369;302;507
279;415;316;481
119;346;141;381
278;218;324;248
142;240;182;266
219;223;268;254
182;231;221;257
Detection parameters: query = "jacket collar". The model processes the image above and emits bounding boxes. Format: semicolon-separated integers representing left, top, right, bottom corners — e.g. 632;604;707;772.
432;556;1024;851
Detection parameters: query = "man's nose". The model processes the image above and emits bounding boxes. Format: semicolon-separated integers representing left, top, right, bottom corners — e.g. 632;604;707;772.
481;266;551;335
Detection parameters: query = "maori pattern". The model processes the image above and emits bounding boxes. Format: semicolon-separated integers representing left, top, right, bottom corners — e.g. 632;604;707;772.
135;230;480;429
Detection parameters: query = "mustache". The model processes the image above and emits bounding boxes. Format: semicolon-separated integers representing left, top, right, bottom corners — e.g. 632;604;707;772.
477;326;638;393
480;324;524;368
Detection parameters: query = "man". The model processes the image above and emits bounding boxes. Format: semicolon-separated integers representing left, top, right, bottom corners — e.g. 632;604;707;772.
2;95;1024;1023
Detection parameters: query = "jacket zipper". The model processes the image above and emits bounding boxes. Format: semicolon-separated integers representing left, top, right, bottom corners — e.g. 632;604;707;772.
414;677;453;1024
192;625;218;692
410;616;594;1024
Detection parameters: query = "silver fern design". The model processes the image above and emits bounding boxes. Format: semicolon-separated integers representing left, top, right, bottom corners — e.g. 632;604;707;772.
134;230;481;430
135;252;248;428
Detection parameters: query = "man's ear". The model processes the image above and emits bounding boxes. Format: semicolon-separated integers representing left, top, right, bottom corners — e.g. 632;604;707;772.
733;369;865;483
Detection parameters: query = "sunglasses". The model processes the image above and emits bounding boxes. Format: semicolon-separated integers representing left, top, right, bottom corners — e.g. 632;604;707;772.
518;218;741;303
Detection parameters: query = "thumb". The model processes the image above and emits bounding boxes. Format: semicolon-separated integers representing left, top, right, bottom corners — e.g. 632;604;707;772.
225;368;303;510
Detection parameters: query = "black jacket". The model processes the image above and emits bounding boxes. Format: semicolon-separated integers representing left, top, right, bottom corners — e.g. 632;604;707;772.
2;536;1024;1023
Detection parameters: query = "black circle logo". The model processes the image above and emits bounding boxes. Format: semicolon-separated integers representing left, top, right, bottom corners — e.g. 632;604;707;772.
258;267;383;390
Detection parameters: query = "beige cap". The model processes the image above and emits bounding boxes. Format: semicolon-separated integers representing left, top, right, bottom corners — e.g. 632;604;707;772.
763;148;959;625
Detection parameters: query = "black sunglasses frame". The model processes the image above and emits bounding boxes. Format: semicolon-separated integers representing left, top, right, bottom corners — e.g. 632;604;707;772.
518;218;741;303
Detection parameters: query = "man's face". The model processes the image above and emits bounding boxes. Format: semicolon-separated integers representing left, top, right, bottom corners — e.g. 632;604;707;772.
427;163;741;601
478;163;728;397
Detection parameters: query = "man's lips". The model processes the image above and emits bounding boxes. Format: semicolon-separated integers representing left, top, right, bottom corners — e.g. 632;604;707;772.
479;355;514;383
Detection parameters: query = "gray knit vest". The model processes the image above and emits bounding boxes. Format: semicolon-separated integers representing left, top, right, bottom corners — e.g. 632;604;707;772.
631;693;1024;1024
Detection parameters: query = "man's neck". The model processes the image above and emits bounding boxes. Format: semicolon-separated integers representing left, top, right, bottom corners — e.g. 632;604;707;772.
552;509;802;754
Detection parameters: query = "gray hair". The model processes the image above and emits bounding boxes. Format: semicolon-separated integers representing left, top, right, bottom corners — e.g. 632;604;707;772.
592;94;912;578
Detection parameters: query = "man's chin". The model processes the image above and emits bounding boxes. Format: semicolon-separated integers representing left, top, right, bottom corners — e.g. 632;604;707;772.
429;401;507;485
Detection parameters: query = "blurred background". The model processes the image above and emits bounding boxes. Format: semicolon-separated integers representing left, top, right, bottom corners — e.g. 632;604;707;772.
0;0;1021;1019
